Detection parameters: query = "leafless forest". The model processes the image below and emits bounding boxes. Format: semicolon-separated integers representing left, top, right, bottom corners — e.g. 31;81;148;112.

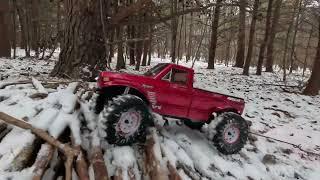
0;0;319;95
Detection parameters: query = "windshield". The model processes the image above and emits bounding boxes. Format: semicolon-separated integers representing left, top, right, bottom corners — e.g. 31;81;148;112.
144;63;168;76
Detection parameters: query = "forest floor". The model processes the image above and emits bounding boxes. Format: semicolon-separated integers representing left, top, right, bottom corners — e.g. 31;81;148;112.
0;52;319;180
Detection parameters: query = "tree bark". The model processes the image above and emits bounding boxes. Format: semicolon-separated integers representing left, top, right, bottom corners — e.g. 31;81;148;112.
171;0;178;63
135;17;143;71
128;22;136;65
0;0;11;57
31;0;40;57
303;27;313;78
116;26;126;70
265;0;282;72
15;0;27;54
289;0;302;73
243;0;259;75
51;0;106;80
256;0;273;75
207;0;222;69
12;0;17;59
186;12;193;62
234;0;246;68
303;16;320;96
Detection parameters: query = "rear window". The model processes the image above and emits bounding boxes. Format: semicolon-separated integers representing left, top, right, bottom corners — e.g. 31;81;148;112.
144;63;168;76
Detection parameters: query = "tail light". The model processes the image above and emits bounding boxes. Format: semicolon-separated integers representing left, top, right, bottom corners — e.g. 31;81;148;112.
103;77;110;82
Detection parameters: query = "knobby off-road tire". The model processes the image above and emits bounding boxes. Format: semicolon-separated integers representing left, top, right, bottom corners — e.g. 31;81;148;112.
101;95;153;146
213;112;249;155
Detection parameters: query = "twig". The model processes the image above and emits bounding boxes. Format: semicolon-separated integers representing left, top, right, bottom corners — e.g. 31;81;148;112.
250;131;320;158
90;146;109;180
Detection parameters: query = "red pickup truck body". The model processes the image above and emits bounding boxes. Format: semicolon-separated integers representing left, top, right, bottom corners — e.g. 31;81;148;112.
97;63;245;122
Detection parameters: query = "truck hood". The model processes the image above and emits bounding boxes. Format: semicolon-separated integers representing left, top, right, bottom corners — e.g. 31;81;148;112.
99;71;153;82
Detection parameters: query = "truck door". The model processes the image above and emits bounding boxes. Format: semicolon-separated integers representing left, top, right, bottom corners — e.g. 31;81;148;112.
156;67;192;118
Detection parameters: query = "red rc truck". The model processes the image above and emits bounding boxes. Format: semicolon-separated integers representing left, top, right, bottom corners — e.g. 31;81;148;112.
95;63;249;154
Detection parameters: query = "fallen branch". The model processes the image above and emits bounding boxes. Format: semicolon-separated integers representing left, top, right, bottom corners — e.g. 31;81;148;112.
250;131;320;158
0;126;12;142
29;93;48;99
167;162;182;180
0;79;80;89
8;140;39;171
32;144;54;180
0;122;7;132
71;136;89;180
145;129;168;180
31;77;48;94
0;112;79;180
90;146;109;180
113;168;123;180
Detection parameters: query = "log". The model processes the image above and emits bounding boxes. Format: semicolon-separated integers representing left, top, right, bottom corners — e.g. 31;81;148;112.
90;146;109;180
32;144;54;180
145;130;168;180
29;93;48;99
0;79;79;89
7;141;38;171
31;77;48;94
0;122;7;132
0;112;78;180
128;168;136;180
0;80;32;89
0;127;12;142
75;145;90;180
113;168;123;180
167;162;182;180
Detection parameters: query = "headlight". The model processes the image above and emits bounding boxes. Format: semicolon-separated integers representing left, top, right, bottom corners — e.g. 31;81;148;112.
227;97;242;103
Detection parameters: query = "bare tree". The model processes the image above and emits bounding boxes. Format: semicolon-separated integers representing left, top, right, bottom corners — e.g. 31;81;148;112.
0;0;11;57
50;0;106;79
234;0;246;68
256;0;273;75
207;0;222;69
265;0;282;72
303;16;320;96
243;0;259;75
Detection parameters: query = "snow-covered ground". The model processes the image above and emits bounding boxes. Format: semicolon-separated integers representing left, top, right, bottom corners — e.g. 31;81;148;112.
0;53;319;180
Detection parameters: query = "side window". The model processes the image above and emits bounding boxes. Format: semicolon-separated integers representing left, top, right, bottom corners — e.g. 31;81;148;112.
162;70;171;81
171;68;188;85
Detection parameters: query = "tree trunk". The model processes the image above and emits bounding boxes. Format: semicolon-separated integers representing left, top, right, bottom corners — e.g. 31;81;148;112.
207;0;222;69
116;26;125;70
280;0;299;81
31;0;40;57
256;0;273;75
135;17;143;71
234;0;246;68
15;0;27;54
12;0;17;59
265;0;282;72
303;27;313;78
186;12;193;62
128;24;135;65
0;0;11;58
171;0;178;63
289;0;302;73
141;19;149;66
303;17;320;96
243;0;259;75
147;25;153;65
50;0;106;80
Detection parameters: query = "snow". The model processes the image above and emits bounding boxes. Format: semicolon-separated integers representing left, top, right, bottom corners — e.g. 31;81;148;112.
0;53;320;179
